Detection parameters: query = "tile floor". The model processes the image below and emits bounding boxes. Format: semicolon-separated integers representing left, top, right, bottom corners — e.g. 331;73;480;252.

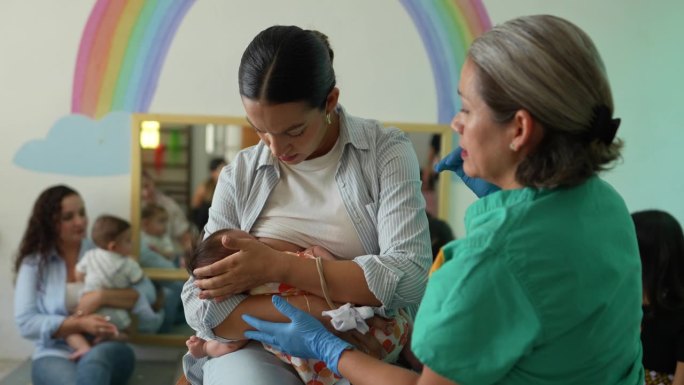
0;346;185;385
0;361;23;382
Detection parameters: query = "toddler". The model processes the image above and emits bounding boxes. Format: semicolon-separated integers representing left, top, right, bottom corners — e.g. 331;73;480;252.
141;203;179;263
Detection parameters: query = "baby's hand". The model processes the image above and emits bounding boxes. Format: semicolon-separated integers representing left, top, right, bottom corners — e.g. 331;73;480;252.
303;245;336;260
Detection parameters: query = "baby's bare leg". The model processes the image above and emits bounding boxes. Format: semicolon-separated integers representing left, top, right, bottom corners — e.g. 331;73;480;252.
186;335;208;358
187;335;249;358
204;339;249;357
66;333;91;361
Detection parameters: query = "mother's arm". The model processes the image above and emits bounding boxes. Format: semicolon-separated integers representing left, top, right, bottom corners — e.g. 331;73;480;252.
273;130;432;314
194;131;431;338
674;362;684;385
15;261;70;343
195;238;381;305
76;288;139;315
14;261;119;343
185;235;381;340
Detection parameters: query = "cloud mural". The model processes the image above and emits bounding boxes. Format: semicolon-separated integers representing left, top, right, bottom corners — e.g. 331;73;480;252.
13;112;131;176
13;0;195;176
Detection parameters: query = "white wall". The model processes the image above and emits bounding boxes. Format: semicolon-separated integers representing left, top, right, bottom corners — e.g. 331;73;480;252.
1;0;682;360
483;0;684;229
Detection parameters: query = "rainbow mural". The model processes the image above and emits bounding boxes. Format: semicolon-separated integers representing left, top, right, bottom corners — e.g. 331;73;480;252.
400;0;491;124
71;0;195;119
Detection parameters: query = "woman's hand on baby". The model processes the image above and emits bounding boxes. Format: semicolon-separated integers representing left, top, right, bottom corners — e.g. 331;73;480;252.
79;314;119;339
194;236;286;300
242;296;353;376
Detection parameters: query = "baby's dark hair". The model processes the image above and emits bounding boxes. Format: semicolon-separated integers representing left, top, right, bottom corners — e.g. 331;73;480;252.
632;210;684;314
141;203;167;220
92;215;130;249
209;157;226;172
185;229;235;276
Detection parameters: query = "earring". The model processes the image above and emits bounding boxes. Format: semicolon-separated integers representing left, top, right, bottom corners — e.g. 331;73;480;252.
325;113;332;125
509;142;517;151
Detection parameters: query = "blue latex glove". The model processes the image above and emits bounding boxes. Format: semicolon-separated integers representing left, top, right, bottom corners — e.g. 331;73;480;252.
434;147;501;197
242;296;353;376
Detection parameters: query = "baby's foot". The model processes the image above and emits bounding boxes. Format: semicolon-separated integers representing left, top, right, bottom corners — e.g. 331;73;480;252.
69;346;91;361
186;336;207;358
205;339;249;357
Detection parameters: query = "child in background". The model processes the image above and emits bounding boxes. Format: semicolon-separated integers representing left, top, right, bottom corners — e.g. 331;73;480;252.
141;203;180;265
75;215;164;340
633;210;684;385
184;229;409;385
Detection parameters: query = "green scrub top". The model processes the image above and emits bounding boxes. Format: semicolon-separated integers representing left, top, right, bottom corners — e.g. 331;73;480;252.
412;176;644;385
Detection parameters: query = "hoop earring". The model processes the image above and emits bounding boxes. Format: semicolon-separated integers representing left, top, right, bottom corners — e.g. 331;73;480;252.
325;113;332;125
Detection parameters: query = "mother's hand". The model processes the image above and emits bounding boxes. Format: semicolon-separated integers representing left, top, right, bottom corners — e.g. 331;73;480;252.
79;314;119;339
193;236;286;300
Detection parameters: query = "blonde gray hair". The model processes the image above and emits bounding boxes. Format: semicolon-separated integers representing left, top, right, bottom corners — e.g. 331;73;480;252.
469;15;622;187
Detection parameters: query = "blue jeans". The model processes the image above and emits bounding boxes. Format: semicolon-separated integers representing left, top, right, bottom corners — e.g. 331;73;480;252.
31;341;135;385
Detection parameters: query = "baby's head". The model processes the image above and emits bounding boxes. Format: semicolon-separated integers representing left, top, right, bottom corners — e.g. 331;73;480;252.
185;229;252;276
92;215;132;256
141;203;168;237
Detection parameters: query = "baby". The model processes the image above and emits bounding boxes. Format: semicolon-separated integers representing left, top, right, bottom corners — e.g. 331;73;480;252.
141;203;179;263
70;215;164;358
185;229;410;385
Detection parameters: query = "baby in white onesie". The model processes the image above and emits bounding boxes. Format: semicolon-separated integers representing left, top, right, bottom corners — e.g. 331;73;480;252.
71;215;163;359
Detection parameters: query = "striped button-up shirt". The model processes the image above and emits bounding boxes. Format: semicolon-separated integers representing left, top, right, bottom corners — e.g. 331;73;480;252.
182;106;431;384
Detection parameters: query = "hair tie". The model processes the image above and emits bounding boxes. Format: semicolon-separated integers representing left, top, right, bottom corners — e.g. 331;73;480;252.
590;105;621;145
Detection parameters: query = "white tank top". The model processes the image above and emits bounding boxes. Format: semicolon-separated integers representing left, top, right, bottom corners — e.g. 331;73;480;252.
251;137;366;260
